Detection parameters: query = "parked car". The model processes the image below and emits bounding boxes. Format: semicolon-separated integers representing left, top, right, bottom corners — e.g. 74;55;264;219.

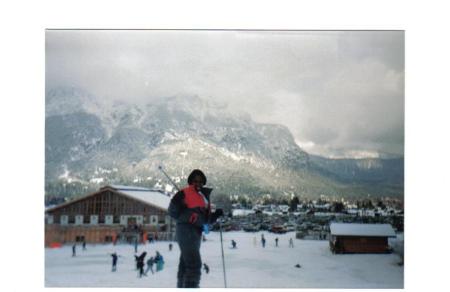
270;225;287;234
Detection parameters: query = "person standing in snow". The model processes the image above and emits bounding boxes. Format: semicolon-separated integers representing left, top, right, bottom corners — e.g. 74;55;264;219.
261;234;266;248
168;169;224;288
144;256;155;275
169;243;173;251
136;251;147;278
155;251;165;272
289;238;294;248
134;237;138;253
275;237;279;247
72;244;76;257
110;252;119;272
231;239;237;249
82;240;87;250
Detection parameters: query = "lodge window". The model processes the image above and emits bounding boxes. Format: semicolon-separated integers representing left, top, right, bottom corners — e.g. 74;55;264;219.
105;215;114;225
150;215;158;225
68;215;75;224
158;216;165;224
60;215;69;225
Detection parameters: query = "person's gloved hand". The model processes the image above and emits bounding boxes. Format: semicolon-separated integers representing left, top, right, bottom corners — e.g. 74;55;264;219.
189;212;199;224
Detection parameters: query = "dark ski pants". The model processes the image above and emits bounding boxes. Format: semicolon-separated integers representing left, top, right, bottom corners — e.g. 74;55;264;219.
176;223;202;288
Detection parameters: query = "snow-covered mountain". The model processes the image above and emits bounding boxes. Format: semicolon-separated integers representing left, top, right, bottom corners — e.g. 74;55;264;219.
45;87;403;199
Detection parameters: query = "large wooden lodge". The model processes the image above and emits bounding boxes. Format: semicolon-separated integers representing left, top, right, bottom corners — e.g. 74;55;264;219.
329;222;396;254
45;185;174;247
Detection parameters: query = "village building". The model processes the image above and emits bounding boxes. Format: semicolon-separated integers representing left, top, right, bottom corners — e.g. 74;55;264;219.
45;185;174;246
329;222;396;254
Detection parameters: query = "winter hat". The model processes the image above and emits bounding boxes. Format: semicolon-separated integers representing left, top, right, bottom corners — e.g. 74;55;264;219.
187;169;207;185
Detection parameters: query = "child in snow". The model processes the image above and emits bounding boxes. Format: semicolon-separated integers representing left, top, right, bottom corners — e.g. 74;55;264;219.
203;263;210;274
231;240;237;249
155;251;164;272
144;257;155;275
136;252;147;277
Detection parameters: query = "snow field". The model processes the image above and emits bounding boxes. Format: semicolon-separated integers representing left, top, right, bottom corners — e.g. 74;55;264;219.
45;231;403;288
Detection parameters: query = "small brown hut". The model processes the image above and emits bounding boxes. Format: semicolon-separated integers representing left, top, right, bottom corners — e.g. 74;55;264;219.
329;222;396;254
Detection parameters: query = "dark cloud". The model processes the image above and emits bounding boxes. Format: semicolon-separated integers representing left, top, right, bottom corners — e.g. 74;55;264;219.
46;30;404;158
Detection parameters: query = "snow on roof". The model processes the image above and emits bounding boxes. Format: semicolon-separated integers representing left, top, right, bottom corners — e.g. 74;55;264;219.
330;223;396;237
109;185;171;211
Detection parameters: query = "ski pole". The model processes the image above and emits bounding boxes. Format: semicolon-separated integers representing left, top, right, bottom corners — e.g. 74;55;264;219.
219;218;228;288
158;165;181;192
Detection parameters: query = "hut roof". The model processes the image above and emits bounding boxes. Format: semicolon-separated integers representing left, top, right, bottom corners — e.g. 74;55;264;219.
330;222;396;237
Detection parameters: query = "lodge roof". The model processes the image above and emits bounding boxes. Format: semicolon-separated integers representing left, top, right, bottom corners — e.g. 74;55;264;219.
108;185;171;210
46;185;171;213
330;222;396;237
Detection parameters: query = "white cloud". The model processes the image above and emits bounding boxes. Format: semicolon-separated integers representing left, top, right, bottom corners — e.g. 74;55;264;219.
46;30;404;157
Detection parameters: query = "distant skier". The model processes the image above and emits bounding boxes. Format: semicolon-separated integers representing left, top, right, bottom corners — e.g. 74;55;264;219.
169;243;173;251
136;252;147;278
231;239;237;249
110;252;119;272
154;251;164;272
289;238;294;248
261;234;266;248
203;263;210;274
144;257;155;275
275;237;279;247
72;244;76;257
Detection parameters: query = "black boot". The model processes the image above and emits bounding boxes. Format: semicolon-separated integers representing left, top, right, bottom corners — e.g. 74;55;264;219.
177;278;184;288
184;281;199;288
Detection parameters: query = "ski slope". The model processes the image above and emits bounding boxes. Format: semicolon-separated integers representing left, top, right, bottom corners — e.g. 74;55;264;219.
45;231;403;288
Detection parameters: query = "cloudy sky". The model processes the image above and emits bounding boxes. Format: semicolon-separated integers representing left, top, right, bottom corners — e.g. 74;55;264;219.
46;30;404;158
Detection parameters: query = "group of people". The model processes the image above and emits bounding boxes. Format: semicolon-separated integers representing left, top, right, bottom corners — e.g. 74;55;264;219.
134;251;165;277
109;250;165;276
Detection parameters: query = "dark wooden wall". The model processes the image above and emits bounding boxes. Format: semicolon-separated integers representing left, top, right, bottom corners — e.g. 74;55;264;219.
47;189;167;224
336;236;389;253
